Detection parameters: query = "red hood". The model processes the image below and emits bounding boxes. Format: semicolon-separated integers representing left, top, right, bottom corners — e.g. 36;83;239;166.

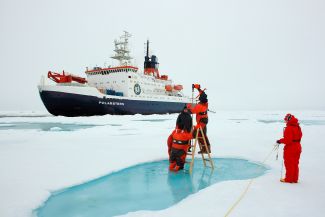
286;116;299;126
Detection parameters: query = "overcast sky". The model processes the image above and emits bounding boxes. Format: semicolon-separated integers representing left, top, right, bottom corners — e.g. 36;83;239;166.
0;0;324;111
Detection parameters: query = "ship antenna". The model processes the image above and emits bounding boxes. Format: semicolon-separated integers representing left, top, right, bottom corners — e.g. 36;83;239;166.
146;39;149;57
111;31;133;66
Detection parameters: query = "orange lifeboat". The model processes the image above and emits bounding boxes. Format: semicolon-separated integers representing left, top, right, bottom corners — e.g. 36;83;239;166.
173;85;183;91
165;85;173;91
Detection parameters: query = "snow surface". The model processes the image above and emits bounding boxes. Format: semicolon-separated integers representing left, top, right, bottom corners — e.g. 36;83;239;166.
0;111;324;217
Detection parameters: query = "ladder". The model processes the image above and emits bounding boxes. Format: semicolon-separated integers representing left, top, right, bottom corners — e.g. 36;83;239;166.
187;127;214;174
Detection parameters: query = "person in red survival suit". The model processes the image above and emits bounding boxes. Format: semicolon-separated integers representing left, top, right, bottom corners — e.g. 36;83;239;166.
276;113;303;183
167;109;193;171
186;84;211;153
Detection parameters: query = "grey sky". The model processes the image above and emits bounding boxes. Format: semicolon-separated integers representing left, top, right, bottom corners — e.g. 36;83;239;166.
0;0;324;111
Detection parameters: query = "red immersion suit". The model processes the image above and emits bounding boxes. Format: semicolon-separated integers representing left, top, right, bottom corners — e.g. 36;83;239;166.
167;128;193;171
278;115;302;183
187;102;210;152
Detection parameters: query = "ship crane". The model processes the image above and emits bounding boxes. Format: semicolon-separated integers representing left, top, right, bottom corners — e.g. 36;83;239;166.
48;71;87;84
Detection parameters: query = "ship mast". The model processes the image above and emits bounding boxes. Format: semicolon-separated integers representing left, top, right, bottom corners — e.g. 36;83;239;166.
111;31;133;66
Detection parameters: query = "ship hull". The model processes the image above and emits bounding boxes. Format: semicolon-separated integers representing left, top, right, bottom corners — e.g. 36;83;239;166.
39;90;187;116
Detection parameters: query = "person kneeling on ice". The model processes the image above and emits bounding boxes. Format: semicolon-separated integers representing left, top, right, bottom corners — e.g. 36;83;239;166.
186;84;211;153
276;113;303;183
167;109;193;171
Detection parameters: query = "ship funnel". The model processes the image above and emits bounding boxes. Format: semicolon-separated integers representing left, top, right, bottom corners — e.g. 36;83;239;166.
144;39;159;76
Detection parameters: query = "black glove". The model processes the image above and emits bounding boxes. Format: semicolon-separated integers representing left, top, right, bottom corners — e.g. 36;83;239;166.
276;140;281;144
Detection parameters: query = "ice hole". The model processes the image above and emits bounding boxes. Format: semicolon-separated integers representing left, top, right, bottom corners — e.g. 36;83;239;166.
35;158;268;217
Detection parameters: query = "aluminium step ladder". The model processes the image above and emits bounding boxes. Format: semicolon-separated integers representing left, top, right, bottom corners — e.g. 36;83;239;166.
186;126;214;174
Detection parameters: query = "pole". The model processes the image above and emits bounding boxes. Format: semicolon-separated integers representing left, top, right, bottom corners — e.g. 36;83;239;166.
191;85;195;134
280;157;284;179
189;84;194;155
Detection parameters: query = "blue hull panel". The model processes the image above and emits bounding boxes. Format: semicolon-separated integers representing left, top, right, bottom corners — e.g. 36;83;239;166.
39;91;187;116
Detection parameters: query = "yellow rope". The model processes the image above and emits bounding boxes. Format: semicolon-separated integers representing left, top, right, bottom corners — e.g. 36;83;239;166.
224;144;279;217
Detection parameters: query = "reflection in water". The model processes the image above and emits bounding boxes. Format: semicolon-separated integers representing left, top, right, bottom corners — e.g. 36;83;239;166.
167;168;214;203
167;170;195;203
35;158;267;217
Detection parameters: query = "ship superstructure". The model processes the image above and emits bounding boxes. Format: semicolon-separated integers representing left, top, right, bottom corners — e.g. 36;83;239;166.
38;32;190;116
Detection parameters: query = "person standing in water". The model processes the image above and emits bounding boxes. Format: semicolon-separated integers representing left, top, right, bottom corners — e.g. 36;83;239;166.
167;109;193;171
